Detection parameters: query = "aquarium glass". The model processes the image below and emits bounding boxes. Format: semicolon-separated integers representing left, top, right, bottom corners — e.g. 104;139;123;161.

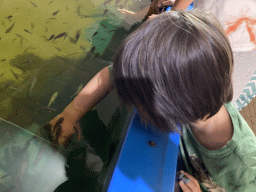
0;0;151;191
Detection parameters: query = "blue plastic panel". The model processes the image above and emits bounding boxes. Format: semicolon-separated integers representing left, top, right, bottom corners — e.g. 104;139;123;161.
107;110;181;192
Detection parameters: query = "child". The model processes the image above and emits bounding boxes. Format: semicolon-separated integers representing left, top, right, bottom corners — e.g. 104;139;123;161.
151;0;256;109
44;10;256;191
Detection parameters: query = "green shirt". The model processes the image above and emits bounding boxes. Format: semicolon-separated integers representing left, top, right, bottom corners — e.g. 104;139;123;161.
180;102;256;192
108;64;256;191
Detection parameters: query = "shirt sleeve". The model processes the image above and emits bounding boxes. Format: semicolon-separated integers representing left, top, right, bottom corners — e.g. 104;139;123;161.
108;64;115;87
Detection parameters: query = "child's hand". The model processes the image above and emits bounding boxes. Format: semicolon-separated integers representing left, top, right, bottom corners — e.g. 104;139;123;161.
43;113;82;148
148;14;159;20
157;0;175;8
179;171;202;192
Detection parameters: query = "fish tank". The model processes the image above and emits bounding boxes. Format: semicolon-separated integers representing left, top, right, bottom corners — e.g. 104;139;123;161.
0;0;191;191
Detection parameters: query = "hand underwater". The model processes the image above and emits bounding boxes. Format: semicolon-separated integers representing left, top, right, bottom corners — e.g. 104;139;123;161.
43;113;82;148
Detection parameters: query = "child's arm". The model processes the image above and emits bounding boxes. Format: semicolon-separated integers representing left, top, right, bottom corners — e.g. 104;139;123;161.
171;0;194;11
44;66;114;147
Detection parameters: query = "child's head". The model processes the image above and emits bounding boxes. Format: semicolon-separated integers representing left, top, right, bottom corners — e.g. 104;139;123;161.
113;10;233;134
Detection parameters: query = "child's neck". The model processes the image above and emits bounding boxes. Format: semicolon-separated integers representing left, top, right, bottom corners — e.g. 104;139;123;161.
190;105;234;150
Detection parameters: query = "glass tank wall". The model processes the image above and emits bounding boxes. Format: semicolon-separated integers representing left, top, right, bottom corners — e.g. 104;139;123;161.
0;0;151;191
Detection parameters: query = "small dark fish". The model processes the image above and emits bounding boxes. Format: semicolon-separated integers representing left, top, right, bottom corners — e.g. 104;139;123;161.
54;46;61;51
45;27;48;33
53;32;67;41
77;6;81;16
63;22;68;24
48;18;56;20
5;22;15;33
31;23;34;29
30;1;37;7
10;69;19;80
80;45;85;50
104;0;113;6
92;32;98;37
7;16;13;19
49;1;53;4
84;46;96;60
47;35;55;41
36;107;57;112
23;46;35;54
20;38;23;48
103;9;108;16
75;30;80;43
1;59;6;61
101;23;108;29
68;36;76;43
81;15;89;18
24;29;32;34
52;10;59;16
100;39;106;41
108;29;117;33
1;20;5;26
15;34;23;39
5;81;12;89
0;72;5;77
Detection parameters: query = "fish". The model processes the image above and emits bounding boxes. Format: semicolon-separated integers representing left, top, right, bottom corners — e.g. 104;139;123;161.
53;32;67;41
30;1;37;7
77;6;81;16
0;72;5;77
24;29;32;34
68;36;76;44
100;39;106;41
84;46;96;60
48;92;58;108
20;38;23;48
104;0;113;6
7;16;13;19
5;81;12;89
75;30;80;43
101;23;108;29
54;46;61;51
1;20;5;26
1;59;6;61
15;34;23;39
103;9;108;16
5;22;15;33
31;23;34;29
23;46;35;54
80;45;85;50
108;30;117;33
53;10;59;16
29;77;37;96
10;69;19;80
81;15;89;18
92;32;98;37
70;83;83;98
47;35;55;41
36;107;57;112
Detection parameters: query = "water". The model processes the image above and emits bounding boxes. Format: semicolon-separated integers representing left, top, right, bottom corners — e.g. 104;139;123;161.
0;0;150;191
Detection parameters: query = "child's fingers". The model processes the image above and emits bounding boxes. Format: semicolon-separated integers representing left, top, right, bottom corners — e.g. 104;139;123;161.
181;171;201;188
179;180;192;192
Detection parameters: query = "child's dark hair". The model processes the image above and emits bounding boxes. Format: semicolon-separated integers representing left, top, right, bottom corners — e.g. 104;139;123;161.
113;10;234;134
